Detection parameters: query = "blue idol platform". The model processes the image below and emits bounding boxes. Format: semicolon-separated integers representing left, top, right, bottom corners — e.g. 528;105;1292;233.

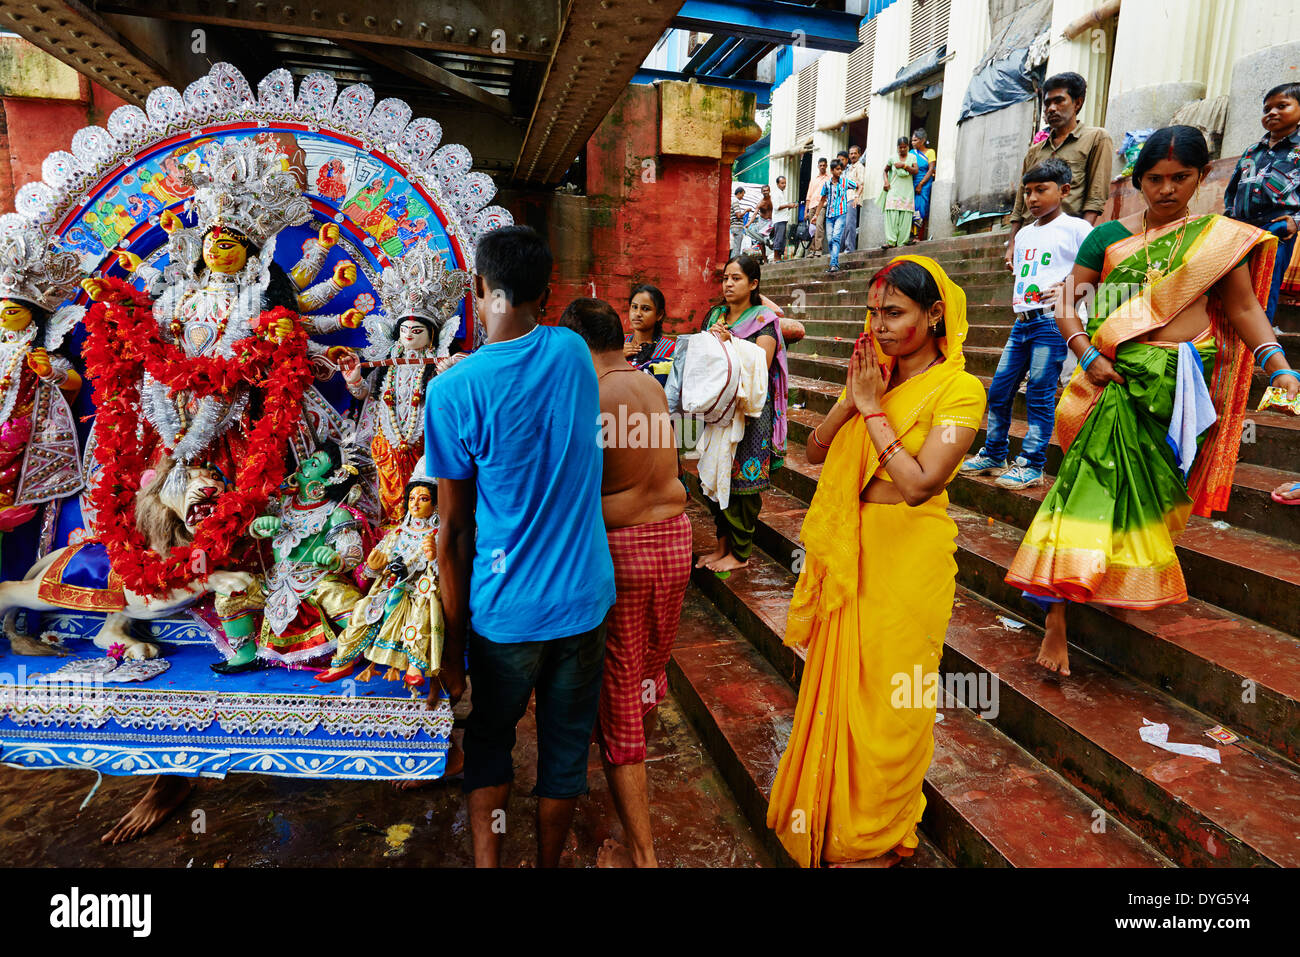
0;634;453;782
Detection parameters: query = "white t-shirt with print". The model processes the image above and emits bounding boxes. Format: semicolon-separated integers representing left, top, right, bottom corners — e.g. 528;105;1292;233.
1012;213;1094;313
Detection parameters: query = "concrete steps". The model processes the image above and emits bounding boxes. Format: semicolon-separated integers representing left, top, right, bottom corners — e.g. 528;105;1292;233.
667;232;1300;866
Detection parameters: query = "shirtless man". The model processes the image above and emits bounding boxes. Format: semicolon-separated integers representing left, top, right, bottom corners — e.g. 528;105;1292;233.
558;297;691;869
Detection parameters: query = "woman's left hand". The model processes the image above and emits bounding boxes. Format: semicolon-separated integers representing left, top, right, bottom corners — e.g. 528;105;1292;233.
710;323;732;343
848;339;886;416
1278;369;1300;402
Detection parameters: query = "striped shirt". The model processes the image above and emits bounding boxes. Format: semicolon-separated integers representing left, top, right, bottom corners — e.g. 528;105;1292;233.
820;176;858;219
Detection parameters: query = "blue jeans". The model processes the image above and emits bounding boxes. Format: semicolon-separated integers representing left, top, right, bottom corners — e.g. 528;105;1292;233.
827;213;846;268
842;203;858;252
980;312;1068;471
1267;232;1296;321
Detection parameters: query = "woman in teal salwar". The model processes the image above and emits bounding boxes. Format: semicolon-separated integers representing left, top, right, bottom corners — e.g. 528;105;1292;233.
1006;126;1300;676
696;254;789;573
879;137;918;251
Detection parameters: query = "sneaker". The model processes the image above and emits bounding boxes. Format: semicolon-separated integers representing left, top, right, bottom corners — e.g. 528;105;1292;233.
961;452;1007;475
996;462;1045;489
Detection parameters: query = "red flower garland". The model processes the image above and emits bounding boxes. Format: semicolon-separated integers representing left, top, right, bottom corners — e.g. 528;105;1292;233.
83;277;313;597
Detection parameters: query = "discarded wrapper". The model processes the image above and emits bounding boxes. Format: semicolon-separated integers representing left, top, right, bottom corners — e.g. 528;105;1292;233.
1205;725;1239;745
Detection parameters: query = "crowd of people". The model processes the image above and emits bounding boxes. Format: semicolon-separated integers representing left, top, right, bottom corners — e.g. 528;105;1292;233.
405;74;1300;869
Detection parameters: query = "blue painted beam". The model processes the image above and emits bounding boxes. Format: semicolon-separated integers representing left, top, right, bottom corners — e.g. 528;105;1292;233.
672;0;861;53
682;33;731;75
632;69;772;105
715;38;772;77
698;36;743;75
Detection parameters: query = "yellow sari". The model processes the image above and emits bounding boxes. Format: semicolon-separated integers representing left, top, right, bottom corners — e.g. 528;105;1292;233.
766;256;986;866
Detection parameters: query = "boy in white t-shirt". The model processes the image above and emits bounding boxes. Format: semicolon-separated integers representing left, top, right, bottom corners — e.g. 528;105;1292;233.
962;159;1093;489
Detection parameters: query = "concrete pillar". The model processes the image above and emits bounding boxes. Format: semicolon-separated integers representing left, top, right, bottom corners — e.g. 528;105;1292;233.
1221;0;1300;156
861;0;913;247
928;0;992;239
1044;0;1116;129
1105;0;1217;142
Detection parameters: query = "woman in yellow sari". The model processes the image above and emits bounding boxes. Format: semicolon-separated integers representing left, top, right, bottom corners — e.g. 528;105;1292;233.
766;256;985;867
1006;126;1300;675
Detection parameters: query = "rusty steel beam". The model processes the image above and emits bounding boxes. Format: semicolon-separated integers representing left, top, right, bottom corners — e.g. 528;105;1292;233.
94;0;558;63
513;0;685;186
334;39;514;117
0;0;175;105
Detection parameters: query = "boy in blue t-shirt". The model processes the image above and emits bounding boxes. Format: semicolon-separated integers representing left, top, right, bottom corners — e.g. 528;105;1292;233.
423;225;615;868
963;159;1092;488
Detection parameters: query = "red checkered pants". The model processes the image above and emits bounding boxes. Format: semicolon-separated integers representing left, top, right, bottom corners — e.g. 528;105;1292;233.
594;512;692;765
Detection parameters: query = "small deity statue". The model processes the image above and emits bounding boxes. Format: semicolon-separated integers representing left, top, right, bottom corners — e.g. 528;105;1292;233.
210;439;369;674
317;470;443;689
0;213;87;536
347;238;469;524
81;136;371;502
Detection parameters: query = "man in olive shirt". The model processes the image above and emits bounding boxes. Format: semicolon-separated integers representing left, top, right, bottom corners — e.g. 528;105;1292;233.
1005;72;1113;273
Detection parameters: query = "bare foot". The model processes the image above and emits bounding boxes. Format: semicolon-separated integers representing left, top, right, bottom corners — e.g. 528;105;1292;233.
695;543;727;569
828;851;901;868
1036;605;1071;676
1272;481;1300;503
705;552;748;573
101;776;196;845
597;838;636;868
392;740;463;790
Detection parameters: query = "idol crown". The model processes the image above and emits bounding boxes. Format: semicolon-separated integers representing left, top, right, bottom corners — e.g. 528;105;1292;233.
376;237;470;325
189;136;312;248
0;213;85;311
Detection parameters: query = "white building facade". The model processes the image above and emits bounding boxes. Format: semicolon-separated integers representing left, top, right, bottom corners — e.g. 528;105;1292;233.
765;0;1300;245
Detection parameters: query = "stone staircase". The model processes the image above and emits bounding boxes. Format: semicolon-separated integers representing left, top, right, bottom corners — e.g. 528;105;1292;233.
665;232;1300;867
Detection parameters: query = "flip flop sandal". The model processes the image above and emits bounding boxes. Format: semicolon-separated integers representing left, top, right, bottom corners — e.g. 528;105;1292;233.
1271;482;1300;505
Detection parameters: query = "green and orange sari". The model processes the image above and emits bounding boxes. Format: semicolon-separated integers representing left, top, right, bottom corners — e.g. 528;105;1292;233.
1006;213;1276;609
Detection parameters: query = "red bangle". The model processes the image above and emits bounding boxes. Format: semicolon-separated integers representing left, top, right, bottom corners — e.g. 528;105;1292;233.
810;428;831;450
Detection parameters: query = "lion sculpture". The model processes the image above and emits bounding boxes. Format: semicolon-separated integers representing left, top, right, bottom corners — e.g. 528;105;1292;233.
0;461;252;660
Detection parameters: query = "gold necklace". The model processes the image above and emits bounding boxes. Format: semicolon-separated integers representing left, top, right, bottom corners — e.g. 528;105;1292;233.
1141;210;1191;286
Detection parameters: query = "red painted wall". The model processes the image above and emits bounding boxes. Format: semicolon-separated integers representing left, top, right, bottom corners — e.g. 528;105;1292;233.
504;84;739;336
0;77;128;214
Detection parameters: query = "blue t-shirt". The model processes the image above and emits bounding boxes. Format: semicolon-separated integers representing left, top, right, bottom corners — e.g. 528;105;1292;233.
423;324;615;642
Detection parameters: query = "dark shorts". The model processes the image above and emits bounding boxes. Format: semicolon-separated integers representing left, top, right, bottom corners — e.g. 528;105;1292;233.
463;622;607;799
772;221;788;254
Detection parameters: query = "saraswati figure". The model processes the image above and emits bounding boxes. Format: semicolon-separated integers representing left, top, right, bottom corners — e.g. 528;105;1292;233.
317;462;444;688
81;136;370;504
211;438;369;674
341;237;469;524
0;214;86;537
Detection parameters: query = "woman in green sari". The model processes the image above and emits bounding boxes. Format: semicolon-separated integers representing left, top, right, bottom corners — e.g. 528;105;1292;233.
879;138;918;251
1006;126;1300;675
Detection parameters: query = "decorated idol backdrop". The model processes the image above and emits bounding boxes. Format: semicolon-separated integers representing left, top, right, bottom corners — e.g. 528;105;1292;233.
0;63;513;590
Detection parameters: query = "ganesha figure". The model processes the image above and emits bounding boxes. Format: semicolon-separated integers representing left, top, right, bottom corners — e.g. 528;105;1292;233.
81;136;371;508
0;214;86;536
210;439;369;674
317;469;444;689
346;238;469;524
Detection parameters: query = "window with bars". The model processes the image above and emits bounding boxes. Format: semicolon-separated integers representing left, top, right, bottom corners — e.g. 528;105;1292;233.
794;60;818;139
909;0;951;61
845;17;877;117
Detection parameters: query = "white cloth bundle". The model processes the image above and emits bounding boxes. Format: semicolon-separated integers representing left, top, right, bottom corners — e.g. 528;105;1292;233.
696;336;769;510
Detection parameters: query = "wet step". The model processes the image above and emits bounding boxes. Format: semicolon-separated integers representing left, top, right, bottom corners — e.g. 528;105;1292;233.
668;588;952;868
677;502;1169;867
681;478;1300;867
755;436;1300;758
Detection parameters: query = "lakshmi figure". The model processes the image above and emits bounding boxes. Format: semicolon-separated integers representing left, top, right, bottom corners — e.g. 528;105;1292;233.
81;136;370;500
345;238;469;523
211;439;368;674
0;214;87;536
317;471;443;688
